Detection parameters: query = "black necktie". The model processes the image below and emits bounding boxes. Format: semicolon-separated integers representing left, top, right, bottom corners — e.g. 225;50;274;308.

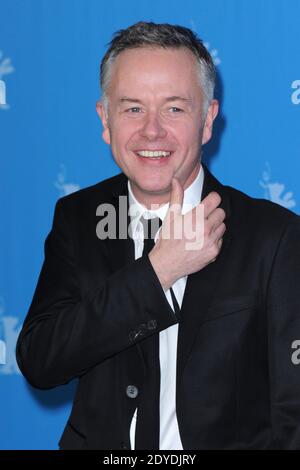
141;217;180;315
134;217;180;450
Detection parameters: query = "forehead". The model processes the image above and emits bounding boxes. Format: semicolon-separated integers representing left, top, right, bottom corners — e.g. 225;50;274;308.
108;46;201;98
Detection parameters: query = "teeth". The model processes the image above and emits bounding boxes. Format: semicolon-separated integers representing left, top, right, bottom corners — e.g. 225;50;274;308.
136;150;171;158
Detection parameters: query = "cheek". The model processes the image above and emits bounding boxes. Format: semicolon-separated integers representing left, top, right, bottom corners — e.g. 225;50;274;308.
111;121;138;150
109;128;138;169
173;122;201;151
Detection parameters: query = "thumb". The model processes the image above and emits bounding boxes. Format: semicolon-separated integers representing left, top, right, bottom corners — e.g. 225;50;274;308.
169;177;184;215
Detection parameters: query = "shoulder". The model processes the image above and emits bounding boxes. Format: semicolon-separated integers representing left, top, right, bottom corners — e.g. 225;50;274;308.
54;172;128;214
224;184;299;242
203;165;299;234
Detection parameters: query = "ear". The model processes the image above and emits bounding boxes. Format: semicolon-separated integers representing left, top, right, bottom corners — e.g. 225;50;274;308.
202;99;219;145
96;100;111;145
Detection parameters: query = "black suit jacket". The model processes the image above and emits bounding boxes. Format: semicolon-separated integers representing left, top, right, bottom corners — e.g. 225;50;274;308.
16;165;300;449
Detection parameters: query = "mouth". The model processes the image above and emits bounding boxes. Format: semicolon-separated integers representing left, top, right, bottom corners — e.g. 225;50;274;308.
133;150;173;162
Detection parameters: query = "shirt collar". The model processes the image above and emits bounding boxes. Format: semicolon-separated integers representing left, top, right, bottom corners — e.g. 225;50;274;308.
128;164;204;240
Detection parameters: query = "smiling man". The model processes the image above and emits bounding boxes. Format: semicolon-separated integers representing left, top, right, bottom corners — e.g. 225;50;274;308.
96;45;218;207
17;22;300;450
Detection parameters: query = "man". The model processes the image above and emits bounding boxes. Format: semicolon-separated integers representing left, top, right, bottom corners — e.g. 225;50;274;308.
17;22;300;450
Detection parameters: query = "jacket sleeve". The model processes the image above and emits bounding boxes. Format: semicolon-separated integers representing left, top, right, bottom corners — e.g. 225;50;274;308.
267;216;300;449
16;198;178;390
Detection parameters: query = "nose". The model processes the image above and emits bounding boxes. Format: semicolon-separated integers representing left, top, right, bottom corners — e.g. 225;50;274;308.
138;111;167;140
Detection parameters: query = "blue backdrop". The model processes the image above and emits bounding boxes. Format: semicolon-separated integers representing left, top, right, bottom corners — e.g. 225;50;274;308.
0;0;299;449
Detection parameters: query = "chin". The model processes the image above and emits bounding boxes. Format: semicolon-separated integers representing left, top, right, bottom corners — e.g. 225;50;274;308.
136;179;172;195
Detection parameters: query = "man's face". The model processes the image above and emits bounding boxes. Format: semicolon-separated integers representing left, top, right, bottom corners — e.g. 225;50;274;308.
97;47;218;206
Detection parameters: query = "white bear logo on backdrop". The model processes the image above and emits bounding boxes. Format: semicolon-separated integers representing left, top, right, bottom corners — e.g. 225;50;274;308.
0;50;14;110
203;41;221;66
0;79;6;106
260;162;296;209
189;19;221;66
0;297;21;375
54;163;80;196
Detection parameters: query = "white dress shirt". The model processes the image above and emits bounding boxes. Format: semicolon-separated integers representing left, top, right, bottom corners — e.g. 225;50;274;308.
128;164;204;450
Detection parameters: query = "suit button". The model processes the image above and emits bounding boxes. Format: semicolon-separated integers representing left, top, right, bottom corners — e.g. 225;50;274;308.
126;385;138;398
129;328;145;342
129;330;138;342
147;319;157;330
138;323;147;335
121;442;128;450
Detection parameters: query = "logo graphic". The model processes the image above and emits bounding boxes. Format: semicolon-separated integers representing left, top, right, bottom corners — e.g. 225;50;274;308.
0;79;6;106
96;198;205;250
203;41;221;66
189;20;221;66
260;162;296;209
0;50;14;110
0;297;22;375
0;339;5;365
291;80;300;105
54;164;80;196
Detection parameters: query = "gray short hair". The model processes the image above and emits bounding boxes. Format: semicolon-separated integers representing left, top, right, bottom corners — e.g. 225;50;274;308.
100;22;216;119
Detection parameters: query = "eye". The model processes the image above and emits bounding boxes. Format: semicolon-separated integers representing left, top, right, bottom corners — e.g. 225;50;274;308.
126;107;141;113
170;107;184;113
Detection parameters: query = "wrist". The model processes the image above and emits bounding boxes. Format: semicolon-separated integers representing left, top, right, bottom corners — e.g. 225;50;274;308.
148;251;175;291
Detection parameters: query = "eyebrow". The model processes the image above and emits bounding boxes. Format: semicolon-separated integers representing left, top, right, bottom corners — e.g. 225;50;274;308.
118;96;192;104
165;96;192;103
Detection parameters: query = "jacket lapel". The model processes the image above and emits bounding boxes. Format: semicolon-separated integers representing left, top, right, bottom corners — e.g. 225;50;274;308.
100;174;149;379
176;166;233;386
101;174;135;272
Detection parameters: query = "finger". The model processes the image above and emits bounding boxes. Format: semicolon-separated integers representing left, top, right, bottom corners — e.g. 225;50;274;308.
211;222;226;243
209;246;221;264
207;207;226;232
168;177;184;215
201;192;222;218
209;231;224;264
